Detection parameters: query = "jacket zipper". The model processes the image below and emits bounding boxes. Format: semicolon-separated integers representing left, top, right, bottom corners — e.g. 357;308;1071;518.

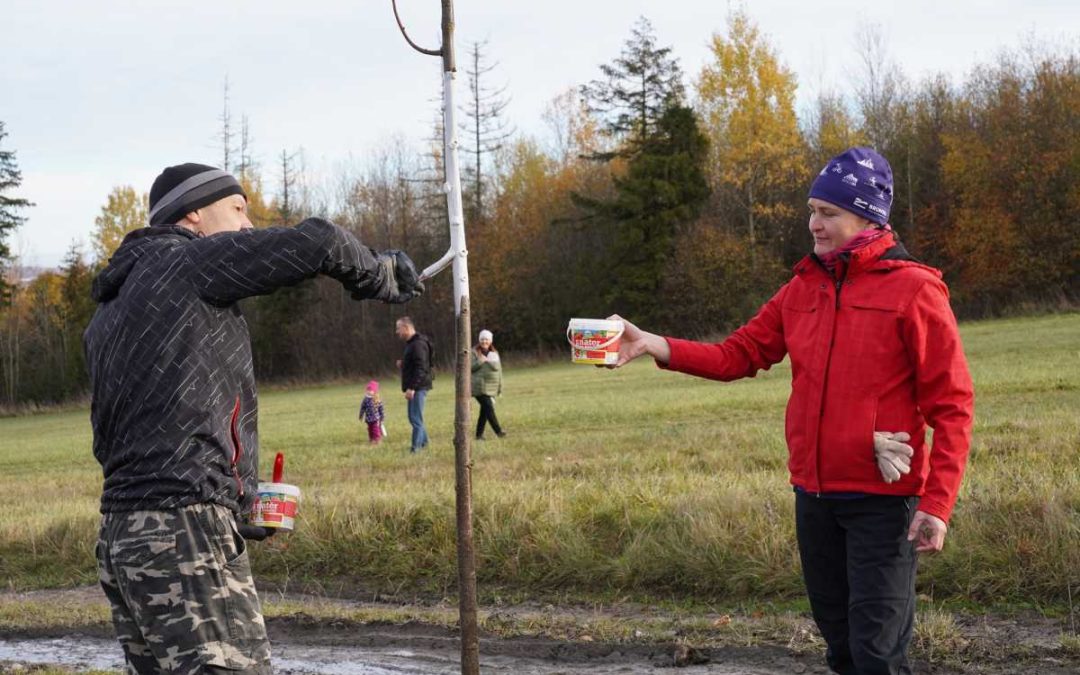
230;395;245;498
815;257;849;492
834;254;850;309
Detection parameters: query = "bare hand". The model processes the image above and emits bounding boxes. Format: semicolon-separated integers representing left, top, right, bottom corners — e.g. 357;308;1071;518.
395;359;403;369
405;389;415;401
907;510;947;554
602;314;671;368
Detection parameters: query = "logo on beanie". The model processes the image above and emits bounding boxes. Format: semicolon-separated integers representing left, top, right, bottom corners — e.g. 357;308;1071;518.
853;197;887;219
842;173;858;187
857;157;876;170
831;164;843;174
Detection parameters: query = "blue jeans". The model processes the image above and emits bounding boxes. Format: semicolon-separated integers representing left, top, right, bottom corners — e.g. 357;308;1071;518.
407;389;429;451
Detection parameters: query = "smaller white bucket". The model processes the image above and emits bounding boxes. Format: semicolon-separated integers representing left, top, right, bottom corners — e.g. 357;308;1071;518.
251;482;301;531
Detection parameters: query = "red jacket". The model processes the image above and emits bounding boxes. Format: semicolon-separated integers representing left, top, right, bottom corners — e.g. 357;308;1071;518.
663;234;974;522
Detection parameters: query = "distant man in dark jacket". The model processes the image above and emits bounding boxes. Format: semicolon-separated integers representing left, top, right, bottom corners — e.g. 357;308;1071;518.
395;316;434;453
84;162;424;674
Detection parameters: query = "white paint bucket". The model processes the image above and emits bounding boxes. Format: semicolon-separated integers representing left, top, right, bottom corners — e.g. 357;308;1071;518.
251;482;301;531
566;318;624;365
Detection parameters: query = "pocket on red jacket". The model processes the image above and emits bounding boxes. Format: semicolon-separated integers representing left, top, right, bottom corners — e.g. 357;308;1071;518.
820;393;879;485
782;302;822;367
836;303;900;393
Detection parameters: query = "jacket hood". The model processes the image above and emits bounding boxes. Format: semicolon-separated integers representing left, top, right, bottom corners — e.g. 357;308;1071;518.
91;226;196;302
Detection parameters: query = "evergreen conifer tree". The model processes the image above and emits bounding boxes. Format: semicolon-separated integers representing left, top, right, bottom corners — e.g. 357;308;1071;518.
580;17;685;159
0;122;33;303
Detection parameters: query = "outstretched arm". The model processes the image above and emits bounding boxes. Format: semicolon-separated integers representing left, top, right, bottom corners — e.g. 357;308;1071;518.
188;218;422;305
609;283;790;382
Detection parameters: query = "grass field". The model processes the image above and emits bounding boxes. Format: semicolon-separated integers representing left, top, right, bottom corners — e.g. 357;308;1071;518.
1;313;1078;611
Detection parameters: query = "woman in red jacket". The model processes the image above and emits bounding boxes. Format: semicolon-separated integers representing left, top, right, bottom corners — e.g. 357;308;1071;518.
611;147;974;675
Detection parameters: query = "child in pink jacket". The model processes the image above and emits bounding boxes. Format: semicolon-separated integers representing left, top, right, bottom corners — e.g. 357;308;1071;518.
358;380;386;444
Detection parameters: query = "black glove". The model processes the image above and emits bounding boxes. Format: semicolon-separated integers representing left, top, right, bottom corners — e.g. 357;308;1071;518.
237;524;277;541
372;250;425;304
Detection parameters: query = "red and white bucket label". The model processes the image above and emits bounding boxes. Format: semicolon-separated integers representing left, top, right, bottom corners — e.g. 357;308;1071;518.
567;318;624;365
251;482;301;531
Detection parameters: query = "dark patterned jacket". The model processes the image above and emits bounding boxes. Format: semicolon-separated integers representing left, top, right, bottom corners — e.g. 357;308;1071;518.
401;333;434;392
85;219;391;514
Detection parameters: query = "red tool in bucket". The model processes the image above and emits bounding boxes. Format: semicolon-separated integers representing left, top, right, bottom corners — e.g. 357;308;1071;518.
252;452;301;532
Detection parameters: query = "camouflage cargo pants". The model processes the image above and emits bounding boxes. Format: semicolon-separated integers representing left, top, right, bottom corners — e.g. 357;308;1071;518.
96;503;272;674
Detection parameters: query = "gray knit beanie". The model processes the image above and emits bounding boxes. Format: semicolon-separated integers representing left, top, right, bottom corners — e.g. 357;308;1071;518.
148;163;246;225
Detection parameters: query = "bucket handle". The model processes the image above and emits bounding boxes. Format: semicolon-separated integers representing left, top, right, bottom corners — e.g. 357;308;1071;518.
566;323;625;351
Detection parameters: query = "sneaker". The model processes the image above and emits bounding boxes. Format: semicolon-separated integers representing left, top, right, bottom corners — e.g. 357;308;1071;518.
495;431;507;439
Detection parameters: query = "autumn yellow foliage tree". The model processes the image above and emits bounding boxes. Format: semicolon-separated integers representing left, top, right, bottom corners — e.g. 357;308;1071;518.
91;186;147;264
696;11;807;252
478;138;590;346
804;92;866;172
240;174;276;228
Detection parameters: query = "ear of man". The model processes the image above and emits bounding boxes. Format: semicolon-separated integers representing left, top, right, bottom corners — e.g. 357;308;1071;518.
177;210;204;236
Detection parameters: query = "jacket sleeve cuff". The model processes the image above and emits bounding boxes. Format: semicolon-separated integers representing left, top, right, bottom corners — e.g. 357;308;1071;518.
916;498;953;524
656;337;688;372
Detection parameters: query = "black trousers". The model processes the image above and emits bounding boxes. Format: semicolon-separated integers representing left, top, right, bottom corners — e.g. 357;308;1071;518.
475;395;502;437
795;491;919;675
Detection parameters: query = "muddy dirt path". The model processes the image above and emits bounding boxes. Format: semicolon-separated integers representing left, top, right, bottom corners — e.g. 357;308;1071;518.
1;587;1077;674
0;633;820;674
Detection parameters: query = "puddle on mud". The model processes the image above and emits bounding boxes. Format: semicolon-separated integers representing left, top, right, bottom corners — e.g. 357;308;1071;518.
0;637;439;674
0;636;785;674
0;638;121;671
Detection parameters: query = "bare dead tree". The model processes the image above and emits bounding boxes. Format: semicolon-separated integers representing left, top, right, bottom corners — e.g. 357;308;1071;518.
852;23;909;151
416;102;450;234
277;149;298;224
238;115;255;182
461;40;514;222
218;76;235;172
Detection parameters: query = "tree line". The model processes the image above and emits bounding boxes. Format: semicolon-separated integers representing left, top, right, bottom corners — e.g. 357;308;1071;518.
1;12;1077;409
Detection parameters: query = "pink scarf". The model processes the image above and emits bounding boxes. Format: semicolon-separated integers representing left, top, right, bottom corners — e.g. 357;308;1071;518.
817;225;892;277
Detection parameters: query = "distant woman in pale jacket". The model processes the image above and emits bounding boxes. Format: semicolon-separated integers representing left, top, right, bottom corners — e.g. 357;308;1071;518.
471;329;505;440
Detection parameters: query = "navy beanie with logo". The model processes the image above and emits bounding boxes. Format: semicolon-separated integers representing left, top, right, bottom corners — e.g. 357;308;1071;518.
808;147;893;225
148;163;246;226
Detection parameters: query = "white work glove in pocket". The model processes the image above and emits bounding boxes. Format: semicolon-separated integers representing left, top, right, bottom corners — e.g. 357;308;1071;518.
873;431;914;483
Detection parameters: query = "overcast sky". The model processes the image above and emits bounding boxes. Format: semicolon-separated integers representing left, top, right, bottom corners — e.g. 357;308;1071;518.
3;0;1077;268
